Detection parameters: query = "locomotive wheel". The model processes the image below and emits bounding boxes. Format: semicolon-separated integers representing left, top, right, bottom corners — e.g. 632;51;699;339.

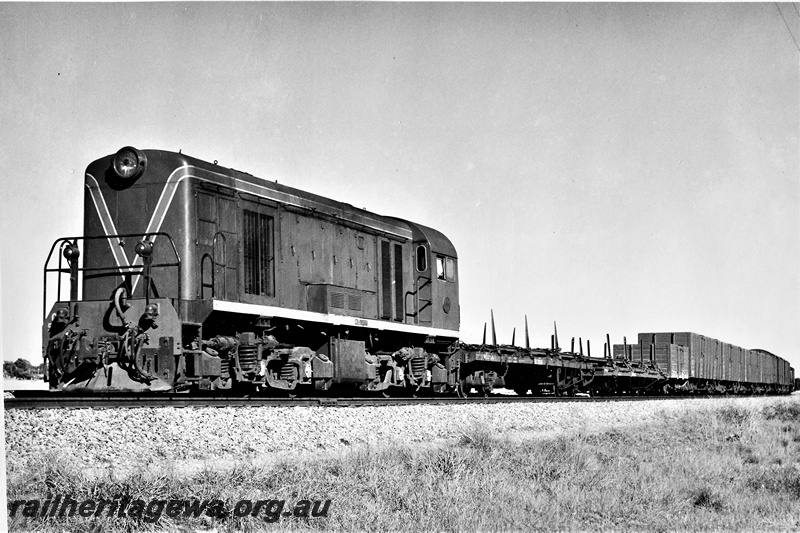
457;381;471;398
513;388;529;397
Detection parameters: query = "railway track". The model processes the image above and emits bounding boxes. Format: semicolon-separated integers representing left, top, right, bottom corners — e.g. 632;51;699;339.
3;391;699;410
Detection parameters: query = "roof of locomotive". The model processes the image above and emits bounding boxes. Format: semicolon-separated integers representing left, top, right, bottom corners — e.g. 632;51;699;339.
393;219;458;258
86;148;457;257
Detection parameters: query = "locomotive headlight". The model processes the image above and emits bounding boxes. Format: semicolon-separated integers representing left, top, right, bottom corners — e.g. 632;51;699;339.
63;243;80;262
112;146;147;180
144;303;160;320
135;240;153;258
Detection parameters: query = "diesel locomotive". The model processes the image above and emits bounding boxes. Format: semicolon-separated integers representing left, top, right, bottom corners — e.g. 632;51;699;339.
42;147;794;396
43;147;459;394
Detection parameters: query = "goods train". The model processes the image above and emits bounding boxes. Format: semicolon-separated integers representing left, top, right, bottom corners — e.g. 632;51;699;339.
42;147;795;396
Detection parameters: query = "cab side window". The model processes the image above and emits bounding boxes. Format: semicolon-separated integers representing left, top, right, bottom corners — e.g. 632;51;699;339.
445;257;455;282
436;256;446;281
436;255;456;282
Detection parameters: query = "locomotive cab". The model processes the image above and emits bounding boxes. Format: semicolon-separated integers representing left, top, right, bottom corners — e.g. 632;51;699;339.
402;221;460;336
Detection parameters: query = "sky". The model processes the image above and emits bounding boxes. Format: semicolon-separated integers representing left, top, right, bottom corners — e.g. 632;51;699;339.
1;3;798;369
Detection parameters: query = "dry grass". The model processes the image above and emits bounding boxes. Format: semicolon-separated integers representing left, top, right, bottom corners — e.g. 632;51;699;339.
7;398;800;532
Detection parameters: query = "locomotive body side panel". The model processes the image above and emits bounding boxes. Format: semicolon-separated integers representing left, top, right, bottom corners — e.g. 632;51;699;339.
99;156;441;335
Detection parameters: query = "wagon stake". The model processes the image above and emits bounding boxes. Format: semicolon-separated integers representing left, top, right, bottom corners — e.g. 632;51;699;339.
524;315;530;350
553;321;559;352
491;309;497;346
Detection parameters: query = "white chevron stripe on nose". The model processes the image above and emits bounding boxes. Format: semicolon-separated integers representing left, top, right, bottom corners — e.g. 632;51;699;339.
85;174;131;274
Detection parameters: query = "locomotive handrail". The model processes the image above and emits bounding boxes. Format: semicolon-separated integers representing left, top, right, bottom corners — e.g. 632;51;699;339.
43;232;182;318
200;253;214;299
212;231;227;298
404;275;432;323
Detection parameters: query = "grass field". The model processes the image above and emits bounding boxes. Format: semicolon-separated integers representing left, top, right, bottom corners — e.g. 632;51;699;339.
7;398;800;532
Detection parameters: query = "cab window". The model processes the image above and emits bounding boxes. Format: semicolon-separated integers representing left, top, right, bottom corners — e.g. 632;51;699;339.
416;245;427;272
436;255;456;282
446;257;455;282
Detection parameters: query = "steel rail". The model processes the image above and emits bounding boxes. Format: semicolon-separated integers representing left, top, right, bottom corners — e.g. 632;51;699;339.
3;392;702;410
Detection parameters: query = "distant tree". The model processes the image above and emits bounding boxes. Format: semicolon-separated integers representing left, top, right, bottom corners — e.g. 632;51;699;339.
4;358;35;380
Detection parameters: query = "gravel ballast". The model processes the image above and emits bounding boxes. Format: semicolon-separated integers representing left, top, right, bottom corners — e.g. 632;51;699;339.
5;396;797;476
